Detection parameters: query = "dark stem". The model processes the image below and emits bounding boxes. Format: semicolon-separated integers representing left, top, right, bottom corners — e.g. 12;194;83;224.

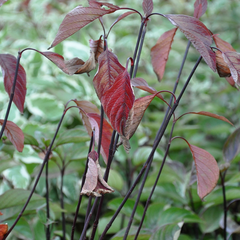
89;131;117;240
45;158;51;240
70;133;95;240
0;52;22;140
60;167;66;240
3;109;67;239
220;171;227;240
123;40;191;239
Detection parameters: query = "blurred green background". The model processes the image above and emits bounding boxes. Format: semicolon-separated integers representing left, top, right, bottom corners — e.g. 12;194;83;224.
0;0;240;239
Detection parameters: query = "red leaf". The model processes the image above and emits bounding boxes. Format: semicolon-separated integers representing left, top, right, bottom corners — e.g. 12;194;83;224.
164;14;216;71
0;54;26;113
194;0;208;19
188;144;219;199
93;49;125;99
225;76;237;88
213;35;236;53
131;77;163;100
0;0;7;7
0;120;24;152
222;51;240;87
178;111;233;126
88;0;119;10
50;5;118;48
101;68;135;136
87;113;113;164
142;0;153;16
0;224;8;240
150;28;177;81
89;38;104;62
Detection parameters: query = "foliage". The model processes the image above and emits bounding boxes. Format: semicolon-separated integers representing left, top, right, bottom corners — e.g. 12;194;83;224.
0;0;240;240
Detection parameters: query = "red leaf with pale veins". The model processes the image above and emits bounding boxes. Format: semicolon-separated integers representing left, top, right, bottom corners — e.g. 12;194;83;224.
0;224;8;240
194;0;208;19
0;54;26;113
179;111;233;126
87;113;113;164
222;51;240;87
188;144;219;199
0;120;24;152
164;14;216;71
0;0;7;7
50;6;118;48
93;49;125;99
151;28;177;81
131;77;163;100
101;68;135;136
142;0;153;16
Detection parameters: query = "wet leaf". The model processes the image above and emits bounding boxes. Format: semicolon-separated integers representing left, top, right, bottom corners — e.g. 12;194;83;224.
93;49;125;99
49;5;118;48
223;127;240;162
194;0;207;19
151;28;177;81
101;68;135;136
81;151;114;197
0;54;26;113
188;144;219;199
164;14;216;71
0;120;24;152
142;0;153;16
222;51;240;87
0;224;8;240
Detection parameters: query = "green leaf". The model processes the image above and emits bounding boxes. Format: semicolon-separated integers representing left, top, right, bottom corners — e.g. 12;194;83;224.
145;203;166;228
111;227;151;240
106;169;124;192
24;133;39;146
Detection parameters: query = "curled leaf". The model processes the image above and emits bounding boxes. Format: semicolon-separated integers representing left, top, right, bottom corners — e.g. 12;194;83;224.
0;120;24;152
0;54;26;113
81;151;114;197
194;0;208;19
215;51;231;78
164;14;216;71
89;38;104;62
151;28;177;81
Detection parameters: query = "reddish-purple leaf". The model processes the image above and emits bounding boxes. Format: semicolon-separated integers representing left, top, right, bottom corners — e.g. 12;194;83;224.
225;76;237;88
222;51;240;87
101;68;135;136
89;38;104;62
178;111;233;126
213;34;236;53
0;54;26;113
0;120;24;152
188;143;219;199
81;150;114;197
131;77;163;100
0;0;7;7
142;0;153;16
194;0;208;19
88;0;119;10
223;127;240;163
151;28;177;81
87;113;113;164
164;14;216;71
50;5;118;48
93;49;125;99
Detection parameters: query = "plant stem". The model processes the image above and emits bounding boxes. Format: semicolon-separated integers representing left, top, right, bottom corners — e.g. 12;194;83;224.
60;167;66;240
0;52;22;140
99;56;202;240
3;108;67;239
220;171;227;240
45;159;50;240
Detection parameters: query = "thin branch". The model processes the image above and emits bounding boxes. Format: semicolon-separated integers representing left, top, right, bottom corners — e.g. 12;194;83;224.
45;158;51;240
220;171;227;240
60;167;66;240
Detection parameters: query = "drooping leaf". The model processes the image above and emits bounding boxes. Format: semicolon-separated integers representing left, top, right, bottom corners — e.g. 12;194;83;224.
178;111;233;126
131;77;163;99
151;28;177;81
142;0;153;16
0;224;8;240
0;120;24;152
81;150;114;197
49;5;118;48
223;127;240;162
89;38;104;62
222;51;240;87
187;143;219;199
164;14;216;71
93;49;125;99
0;54;26;113
194;0;208;19
0;0;7;7
215;50;231;77
101;68;135;136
